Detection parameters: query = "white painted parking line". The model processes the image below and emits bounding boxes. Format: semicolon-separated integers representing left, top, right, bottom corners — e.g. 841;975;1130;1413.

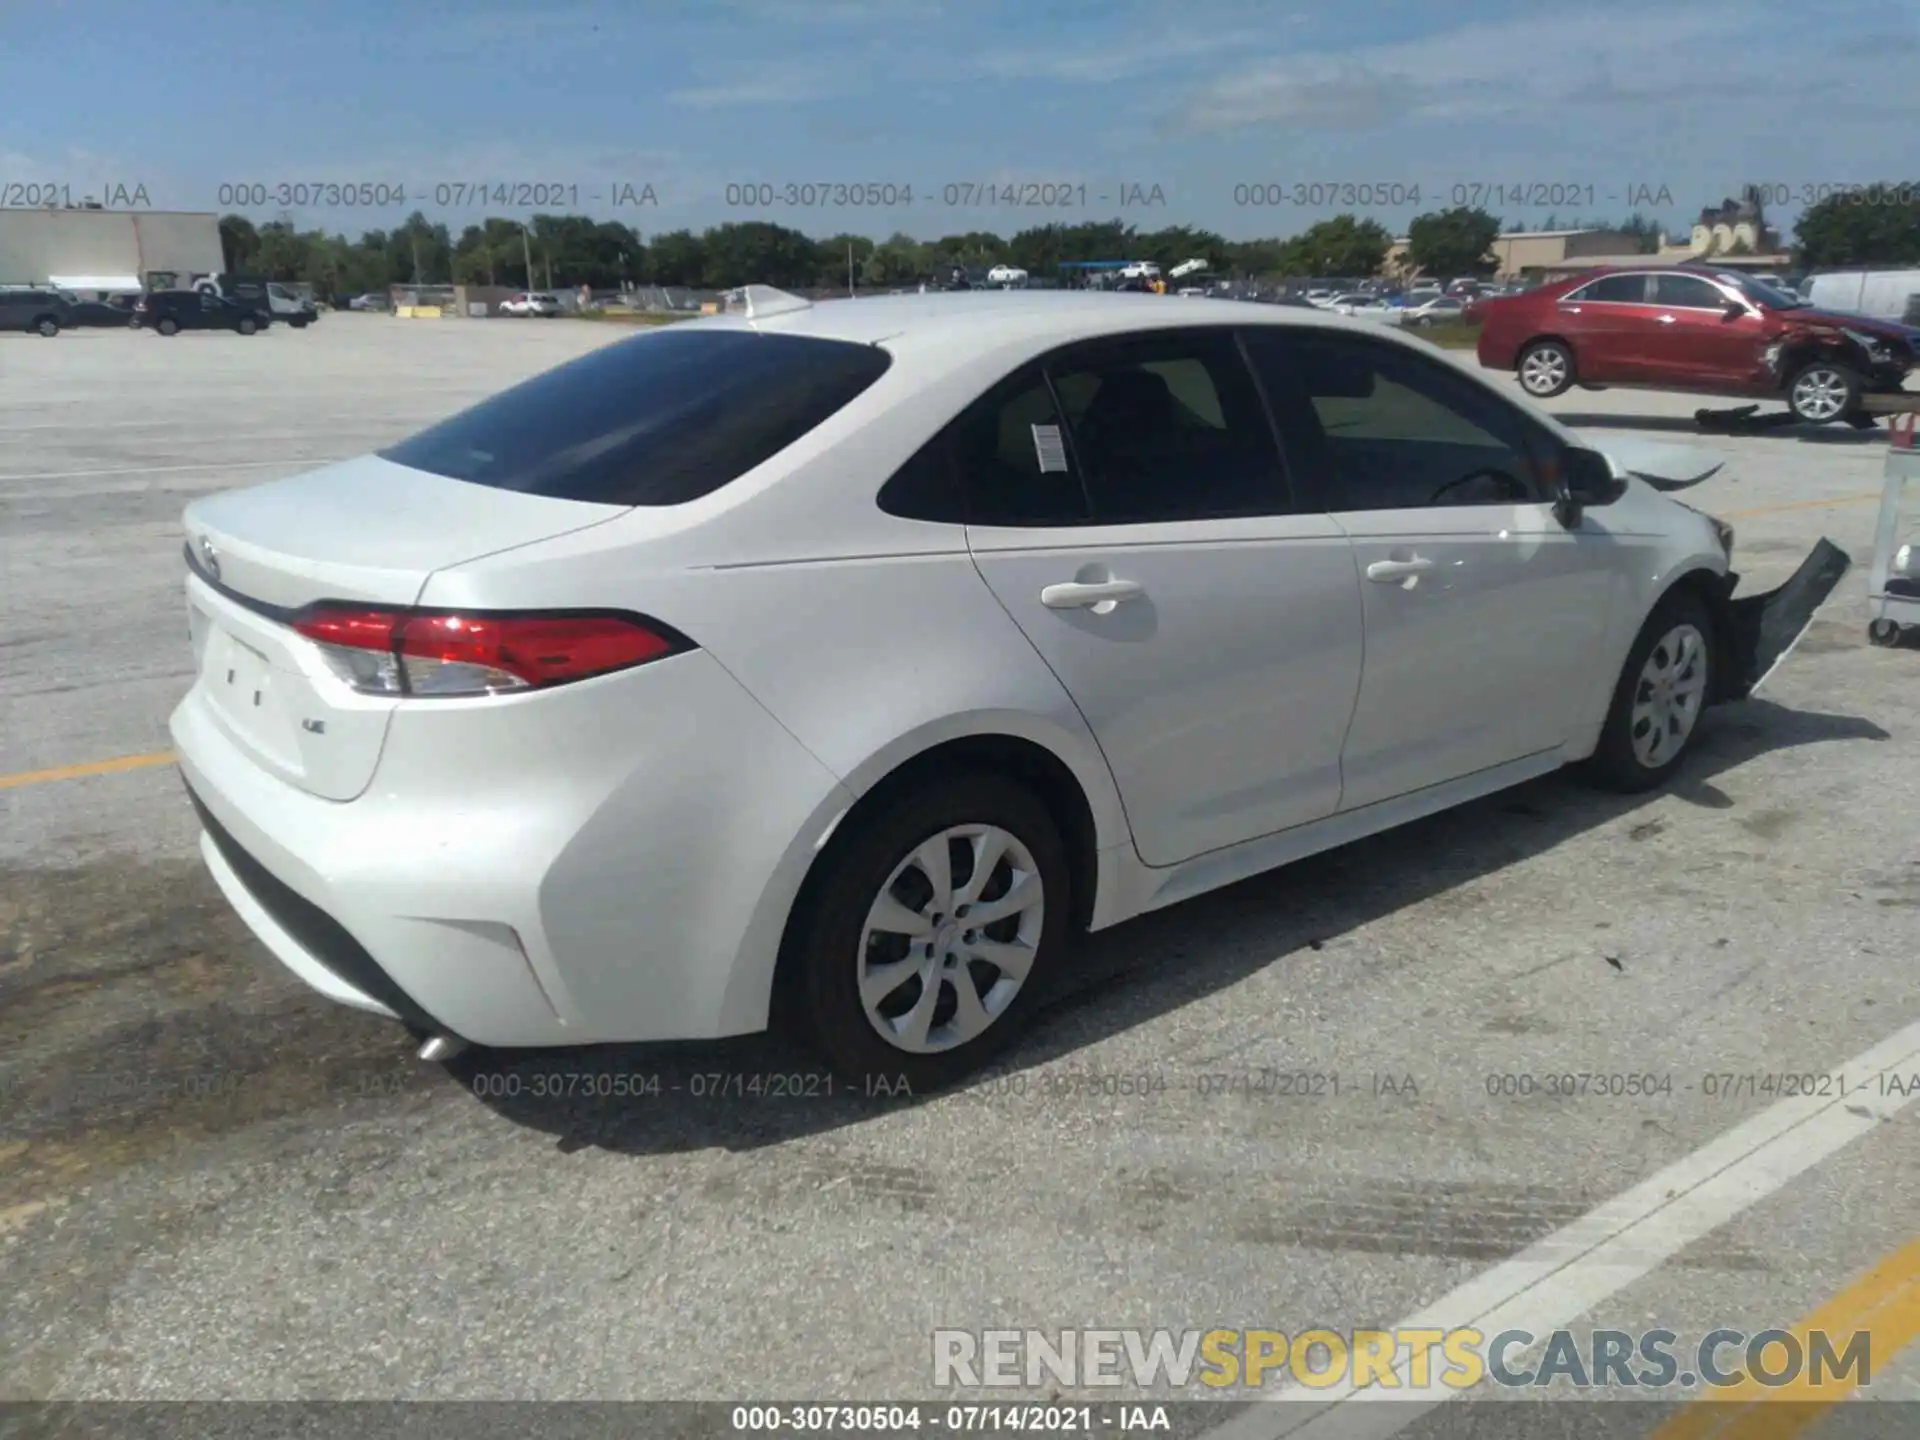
1204;1017;1920;1439
0;460;314;481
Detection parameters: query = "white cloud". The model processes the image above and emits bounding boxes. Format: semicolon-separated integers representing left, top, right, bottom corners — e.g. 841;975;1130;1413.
666;60;844;107
1173;4;1900;133
973;27;1273;84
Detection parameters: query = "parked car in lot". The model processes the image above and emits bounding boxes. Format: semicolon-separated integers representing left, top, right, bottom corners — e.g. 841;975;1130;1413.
170;286;1845;1086
1403;296;1468;327
347;293;391;312
500;292;563;317
0;288;72;336
1476;265;1920;424
63;295;141;328
1327;294;1404;325
134;289;269;335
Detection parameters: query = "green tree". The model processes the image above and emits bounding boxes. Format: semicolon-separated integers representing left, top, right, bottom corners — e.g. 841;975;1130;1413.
647;229;705;286
1795;185;1920;267
218;214;260;273
1614;213;1665;254
1277;214;1394;276
251;221;309;280
1405;206;1500;279
817;232;875;288
698;221;819;288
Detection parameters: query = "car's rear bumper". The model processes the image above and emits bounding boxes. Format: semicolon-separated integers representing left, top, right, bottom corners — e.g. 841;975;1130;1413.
170;648;857;1048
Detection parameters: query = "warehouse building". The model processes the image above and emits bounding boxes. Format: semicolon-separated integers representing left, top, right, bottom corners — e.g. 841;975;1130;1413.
0;209;224;293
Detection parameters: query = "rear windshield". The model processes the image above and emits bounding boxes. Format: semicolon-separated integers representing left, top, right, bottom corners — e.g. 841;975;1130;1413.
379;328;892;505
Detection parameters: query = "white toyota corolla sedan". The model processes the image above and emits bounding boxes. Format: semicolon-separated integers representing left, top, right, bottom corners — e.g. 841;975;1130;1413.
170;287;1847;1088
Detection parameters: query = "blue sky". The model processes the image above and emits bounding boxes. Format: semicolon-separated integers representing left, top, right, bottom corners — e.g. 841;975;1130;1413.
2;0;1913;243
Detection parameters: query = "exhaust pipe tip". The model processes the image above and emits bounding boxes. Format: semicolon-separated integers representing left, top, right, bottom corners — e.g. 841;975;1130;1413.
416;1033;469;1064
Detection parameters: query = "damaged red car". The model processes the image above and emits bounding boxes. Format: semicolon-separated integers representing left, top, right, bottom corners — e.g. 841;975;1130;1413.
1475;266;1919;425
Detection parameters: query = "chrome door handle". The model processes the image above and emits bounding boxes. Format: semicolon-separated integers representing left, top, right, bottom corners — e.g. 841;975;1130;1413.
1366;557;1433;583
1040;579;1144;610
1656;314;1676;324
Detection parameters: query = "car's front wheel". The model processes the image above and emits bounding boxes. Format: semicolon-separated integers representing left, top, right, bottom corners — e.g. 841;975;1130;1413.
156;317;179;336
784;771;1069;1090
35;316;59;337
1517;339;1575;397
236;316;259;335
1585;591;1717;792
1786;359;1862;425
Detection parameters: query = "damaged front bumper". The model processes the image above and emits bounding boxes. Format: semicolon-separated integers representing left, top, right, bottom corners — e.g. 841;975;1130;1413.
1716;538;1852;700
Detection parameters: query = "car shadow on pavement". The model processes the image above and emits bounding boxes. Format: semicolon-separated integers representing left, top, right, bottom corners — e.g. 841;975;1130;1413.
458;697;1888;1157
1555;411;1887;445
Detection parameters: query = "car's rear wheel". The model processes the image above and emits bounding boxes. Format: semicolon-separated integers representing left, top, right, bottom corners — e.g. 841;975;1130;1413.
1585;591;1717;792
1517;339;1576;397
784;771;1069;1090
237;316;258;335
1786;359;1861;424
156;317;179;336
35;316;59;337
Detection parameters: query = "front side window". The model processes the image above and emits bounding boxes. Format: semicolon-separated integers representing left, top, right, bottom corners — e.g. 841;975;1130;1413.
380;328;892;506
1045;329;1289;523
1652;274;1730;309
1245;329;1547;512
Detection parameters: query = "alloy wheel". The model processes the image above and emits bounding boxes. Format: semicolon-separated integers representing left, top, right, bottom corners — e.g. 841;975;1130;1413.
1790;367;1849;422
1629;623;1708;768
1520;346;1569;394
856;824;1044;1054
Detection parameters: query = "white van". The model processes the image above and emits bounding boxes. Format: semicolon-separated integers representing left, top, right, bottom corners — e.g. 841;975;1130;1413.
1805;270;1920;325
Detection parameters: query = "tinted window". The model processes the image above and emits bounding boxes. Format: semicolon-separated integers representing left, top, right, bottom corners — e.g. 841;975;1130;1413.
1652;274;1729;309
1246;330;1545;512
947;366;1091;526
380;329;892;506
1568;273;1650;303
1046;329;1288;523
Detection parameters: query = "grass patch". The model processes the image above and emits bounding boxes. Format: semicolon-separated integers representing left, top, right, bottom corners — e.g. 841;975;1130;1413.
1409;319;1482;350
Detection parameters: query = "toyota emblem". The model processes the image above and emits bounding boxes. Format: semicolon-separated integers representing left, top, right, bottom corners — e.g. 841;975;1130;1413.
199;535;220;580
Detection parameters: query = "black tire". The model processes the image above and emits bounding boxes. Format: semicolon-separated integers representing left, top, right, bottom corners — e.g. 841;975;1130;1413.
1785;358;1862;425
290;317;309;329
1516;339;1576;398
782;770;1071;1091
156;317;179;336
35;315;59;337
236;316;258;335
1584;590;1718;792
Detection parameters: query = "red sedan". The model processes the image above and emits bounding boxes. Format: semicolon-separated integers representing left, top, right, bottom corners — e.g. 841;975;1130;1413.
1475;266;1918;425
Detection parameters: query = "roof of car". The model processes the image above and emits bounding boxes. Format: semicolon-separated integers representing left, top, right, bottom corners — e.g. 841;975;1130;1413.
693;289;1399;350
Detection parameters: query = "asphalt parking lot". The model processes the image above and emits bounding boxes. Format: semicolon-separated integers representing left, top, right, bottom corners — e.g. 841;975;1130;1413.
2;313;1916;1432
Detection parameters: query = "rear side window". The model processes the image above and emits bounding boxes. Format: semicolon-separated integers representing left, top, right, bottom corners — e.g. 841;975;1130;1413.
1047;329;1289;523
380;329;892;506
1569;273;1650;303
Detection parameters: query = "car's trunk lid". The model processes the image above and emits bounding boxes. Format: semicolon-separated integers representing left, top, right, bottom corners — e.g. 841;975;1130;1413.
182;455;625;800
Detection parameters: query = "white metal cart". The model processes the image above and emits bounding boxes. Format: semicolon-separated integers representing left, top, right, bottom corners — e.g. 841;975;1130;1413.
1864;396;1920;647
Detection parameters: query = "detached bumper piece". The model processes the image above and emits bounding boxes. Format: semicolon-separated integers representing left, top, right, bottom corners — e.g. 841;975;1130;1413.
1724;538;1852;700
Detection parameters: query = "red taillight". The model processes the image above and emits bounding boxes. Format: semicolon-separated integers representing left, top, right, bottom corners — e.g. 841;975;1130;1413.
289;606;685;697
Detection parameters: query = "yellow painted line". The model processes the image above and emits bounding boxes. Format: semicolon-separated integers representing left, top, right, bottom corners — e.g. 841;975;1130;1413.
1646;1232;1920;1439
1719;492;1882;520
0;750;176;791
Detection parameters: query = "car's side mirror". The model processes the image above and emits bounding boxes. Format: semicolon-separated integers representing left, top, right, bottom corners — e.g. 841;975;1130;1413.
1723;300;1747;320
1554;446;1627;526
